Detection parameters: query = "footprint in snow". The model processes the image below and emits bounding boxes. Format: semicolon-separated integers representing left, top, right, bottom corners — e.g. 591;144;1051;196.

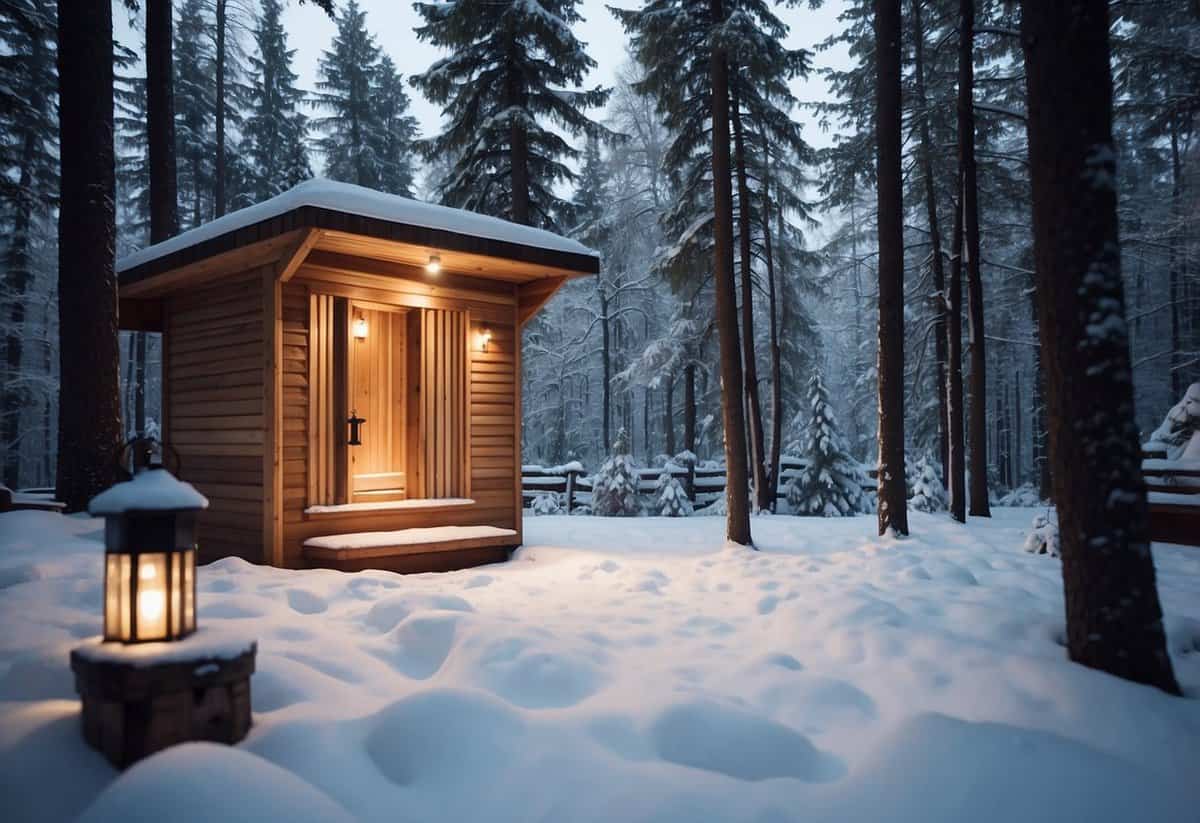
286;588;328;615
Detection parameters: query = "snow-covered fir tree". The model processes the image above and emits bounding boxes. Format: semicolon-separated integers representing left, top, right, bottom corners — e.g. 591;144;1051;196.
411;0;610;228
908;452;947;512
654;470;692;517
115;47;151;253
313;0;386;188
786;372;865;516
371;55;419;197
174;0;216;228
239;0;312;205
591;428;641;516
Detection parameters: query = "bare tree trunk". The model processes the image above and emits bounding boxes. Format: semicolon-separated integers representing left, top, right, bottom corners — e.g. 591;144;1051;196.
710;0;752;546
1169;118;1183;399
730;75;770;512
599;276;611;449
762;135;783;513
56;0;123;510
959;0;990;516
911;0;949;485
875;0;908;537
664;375;675;457
214;0;227;217
1021;0;1179;695
147;0;178;244
947;196;966;522
684;363;696;456
506;46;530;225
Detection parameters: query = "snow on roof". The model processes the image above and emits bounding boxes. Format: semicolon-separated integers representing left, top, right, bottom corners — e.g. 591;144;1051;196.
116;178;598;274
88;468;209;516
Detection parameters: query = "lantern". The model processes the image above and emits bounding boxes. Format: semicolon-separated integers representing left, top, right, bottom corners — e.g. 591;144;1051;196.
425;253;441;275
352;314;369;340
89;467;209;643
479;327;493;352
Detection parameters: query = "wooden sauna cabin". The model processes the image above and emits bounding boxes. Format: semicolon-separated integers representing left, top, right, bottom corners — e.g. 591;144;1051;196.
115;179;598;573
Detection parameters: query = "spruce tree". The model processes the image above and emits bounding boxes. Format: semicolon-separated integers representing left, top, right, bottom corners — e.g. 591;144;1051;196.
313;0;385;189
591;428;642;516
787;373;865;517
372;55;419;197
241;0;312;205
654;470;693;517
908;452;947;512
174;0;216;228
411;0;610;228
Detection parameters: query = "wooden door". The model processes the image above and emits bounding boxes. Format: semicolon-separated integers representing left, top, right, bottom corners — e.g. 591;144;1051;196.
348;303;408;502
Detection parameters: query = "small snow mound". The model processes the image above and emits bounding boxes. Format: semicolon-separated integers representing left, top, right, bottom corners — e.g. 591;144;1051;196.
649;700;844;782
77;742;353;823
364;593;475;633
470;635;605;709
387;612;463;679
286;588;328;615
364;689;526;787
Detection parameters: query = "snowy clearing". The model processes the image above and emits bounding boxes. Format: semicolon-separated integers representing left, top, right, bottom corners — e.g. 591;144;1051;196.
1;509;1198;822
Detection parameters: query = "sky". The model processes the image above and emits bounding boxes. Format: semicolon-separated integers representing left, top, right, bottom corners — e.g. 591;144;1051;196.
115;0;852;169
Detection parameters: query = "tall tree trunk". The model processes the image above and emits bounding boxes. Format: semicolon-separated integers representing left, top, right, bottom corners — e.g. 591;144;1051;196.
1021;0;1179;695
599;276;611;449
56;0;123;510
214;0;227;217
762;135;783;513
911;0;949;484
1014;373;1022;486
730;75;770;512
947;196;966;522
684;363;696;456
134;330;147;433
147;0;179;243
506;43;530;226
1168;117;1183;399
958;0;990;516
710;0;752;546
664;376;675;457
874;0;908;537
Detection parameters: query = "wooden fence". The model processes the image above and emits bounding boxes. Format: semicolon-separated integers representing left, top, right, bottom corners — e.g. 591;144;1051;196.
521;456;878;513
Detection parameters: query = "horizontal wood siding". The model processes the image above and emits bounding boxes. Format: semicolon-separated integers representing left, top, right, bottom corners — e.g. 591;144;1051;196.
166;268;267;563
281;268;520;568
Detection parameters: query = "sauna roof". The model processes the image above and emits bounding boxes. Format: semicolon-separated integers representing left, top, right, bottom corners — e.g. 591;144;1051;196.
116;179;600;290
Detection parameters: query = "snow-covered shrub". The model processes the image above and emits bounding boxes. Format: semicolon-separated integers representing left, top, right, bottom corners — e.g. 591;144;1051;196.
529;492;561;516
698;493;727;516
908;453;947;512
1023;512;1060;557
786;373;866;516
654;471;693;517
997;483;1043;507
591;428;642;517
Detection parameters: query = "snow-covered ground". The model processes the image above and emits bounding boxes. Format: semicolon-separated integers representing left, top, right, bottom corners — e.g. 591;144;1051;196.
1;508;1198;822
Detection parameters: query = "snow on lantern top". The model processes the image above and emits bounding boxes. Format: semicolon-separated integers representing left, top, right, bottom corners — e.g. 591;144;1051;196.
88;468;209;516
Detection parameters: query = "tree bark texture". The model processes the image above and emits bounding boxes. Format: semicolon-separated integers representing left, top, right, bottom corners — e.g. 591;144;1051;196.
958;0;990;516
214;0;227;217
762;138;783;513
710;0;752;546
947;196;966;522
1021;0;1179;694
874;0;908;537
147;0;179;244
57;0;123;511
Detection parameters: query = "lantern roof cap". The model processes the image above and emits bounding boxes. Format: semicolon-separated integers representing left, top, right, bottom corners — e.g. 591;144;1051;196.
88;468;209;516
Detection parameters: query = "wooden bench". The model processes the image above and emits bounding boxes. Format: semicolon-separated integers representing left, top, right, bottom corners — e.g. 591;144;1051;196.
1142;459;1200;546
0;486;67;514
302;525;520;574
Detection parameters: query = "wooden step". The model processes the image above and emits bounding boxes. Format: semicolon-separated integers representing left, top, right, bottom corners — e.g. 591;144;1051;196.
302;525;519;573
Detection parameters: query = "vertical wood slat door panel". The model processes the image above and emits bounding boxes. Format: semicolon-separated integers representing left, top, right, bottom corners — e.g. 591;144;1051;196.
307;294;348;506
420;308;468;498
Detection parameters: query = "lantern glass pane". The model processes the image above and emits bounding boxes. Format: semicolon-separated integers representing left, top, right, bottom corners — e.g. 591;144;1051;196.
105;553;131;641
170;552;182;636
183;548;196;632
136;553;169;640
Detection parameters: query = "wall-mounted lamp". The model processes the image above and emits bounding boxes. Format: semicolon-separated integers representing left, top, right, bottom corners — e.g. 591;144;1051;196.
352;315;368;340
479;327;493;353
426;254;441;275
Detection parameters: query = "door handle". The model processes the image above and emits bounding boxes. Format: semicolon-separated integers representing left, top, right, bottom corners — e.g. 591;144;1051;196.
348;410;366;446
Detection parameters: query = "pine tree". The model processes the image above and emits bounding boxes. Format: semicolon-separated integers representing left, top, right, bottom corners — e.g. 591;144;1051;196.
908;452;947;512
372;55;419;197
115;49;151;252
147;0;179;242
655;470;693;517
1;0;57;487
787;373;865;516
240;0;312;205
411;0;610;228
591;428;642;516
1021;0;1179;694
313;0;385;189
174;0;216;228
